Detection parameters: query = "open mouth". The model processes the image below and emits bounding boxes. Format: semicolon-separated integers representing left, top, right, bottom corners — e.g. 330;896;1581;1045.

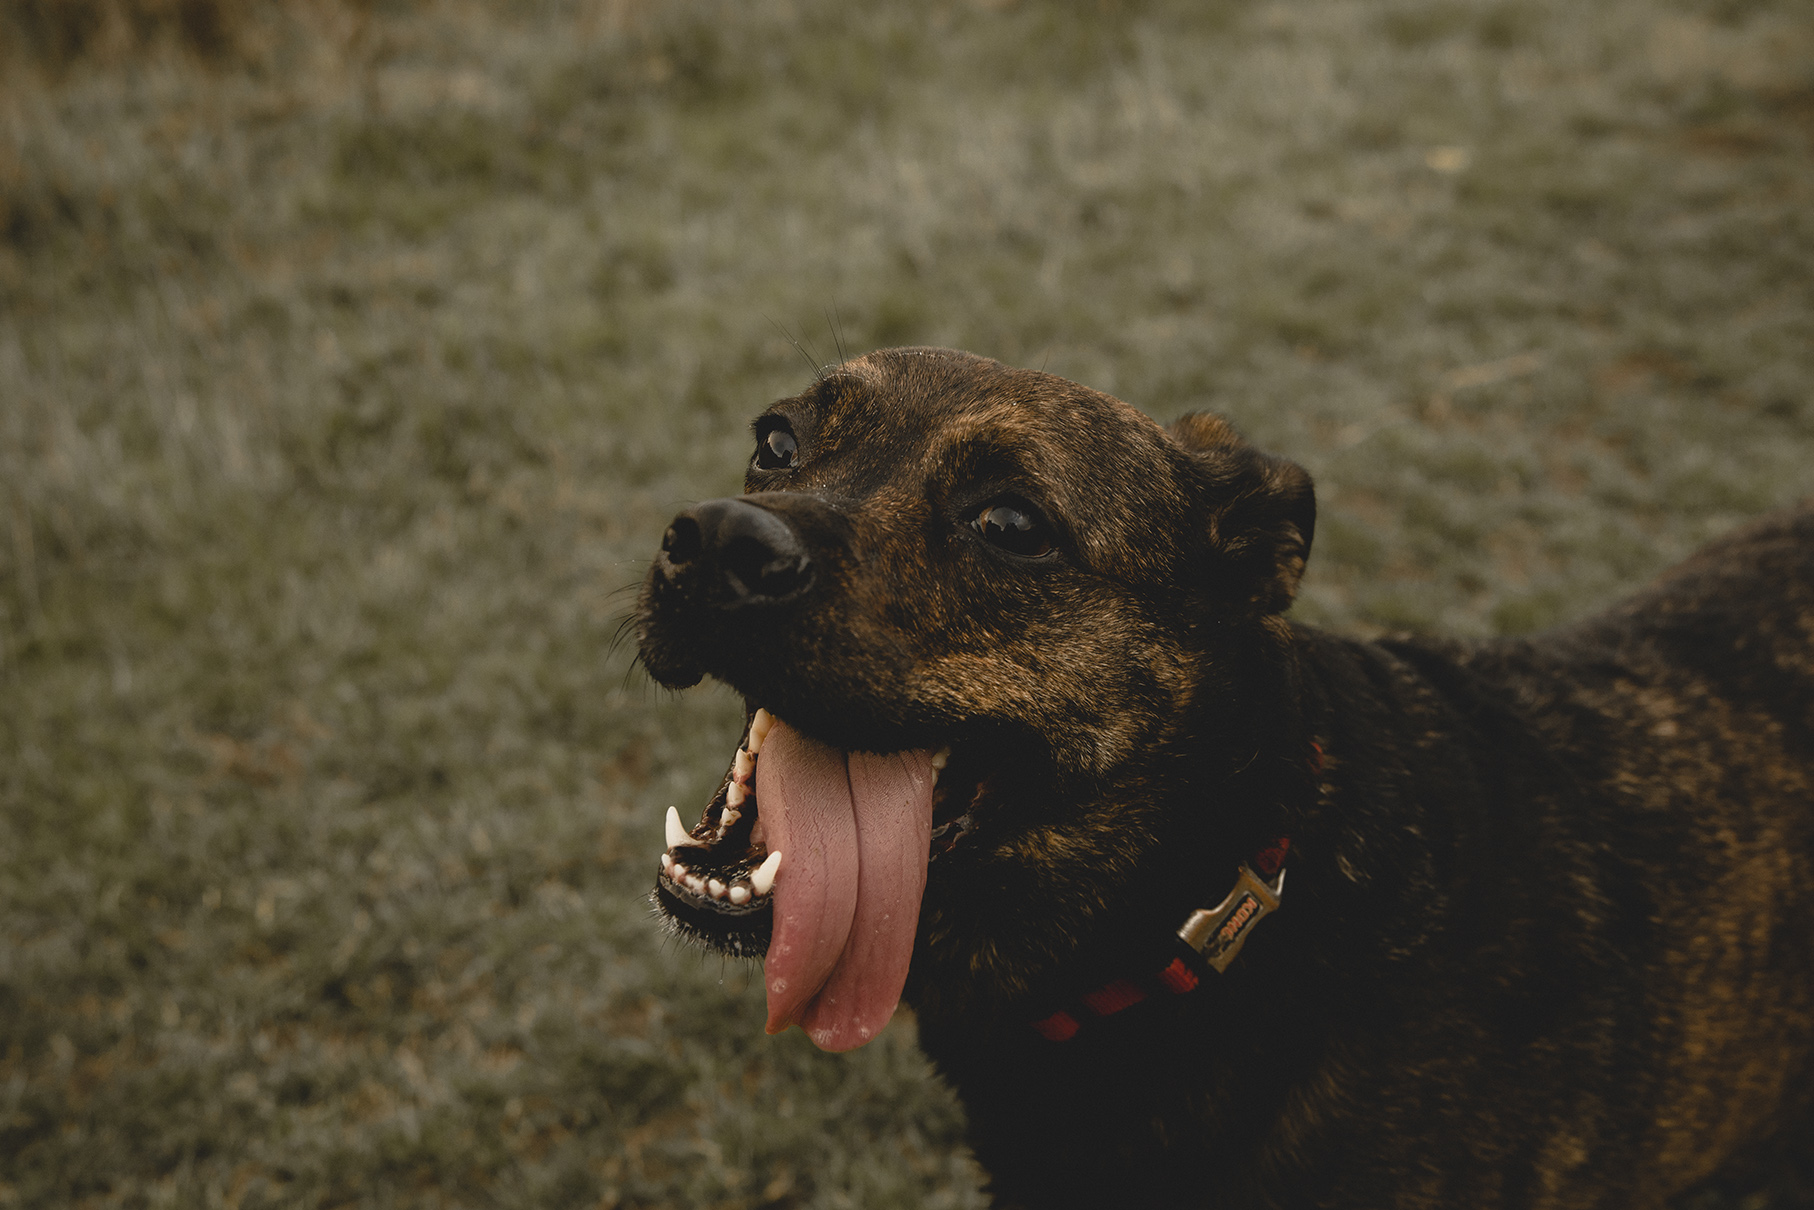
651;706;993;1050
653;708;791;951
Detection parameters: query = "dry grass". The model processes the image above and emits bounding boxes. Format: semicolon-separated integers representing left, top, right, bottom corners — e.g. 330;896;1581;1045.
1;0;1811;1206
2;0;266;73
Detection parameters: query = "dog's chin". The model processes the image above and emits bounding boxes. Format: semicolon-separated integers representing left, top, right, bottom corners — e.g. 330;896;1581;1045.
649;702;1015;959
632;625;705;690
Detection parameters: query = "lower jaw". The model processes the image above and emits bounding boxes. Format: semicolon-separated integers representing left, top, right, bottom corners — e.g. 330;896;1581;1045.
652;706;985;954
651;877;774;957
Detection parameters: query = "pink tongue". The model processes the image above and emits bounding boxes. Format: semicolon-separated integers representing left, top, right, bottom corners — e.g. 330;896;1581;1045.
756;720;934;1051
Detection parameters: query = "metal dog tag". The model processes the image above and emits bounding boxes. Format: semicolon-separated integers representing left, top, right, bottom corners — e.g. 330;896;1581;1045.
1178;864;1286;973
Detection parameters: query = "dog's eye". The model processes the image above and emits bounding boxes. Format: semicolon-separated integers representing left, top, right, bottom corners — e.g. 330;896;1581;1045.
756;426;798;471
971;501;1054;558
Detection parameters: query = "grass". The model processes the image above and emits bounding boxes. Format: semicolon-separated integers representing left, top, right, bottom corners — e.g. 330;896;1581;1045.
1;0;1811;1205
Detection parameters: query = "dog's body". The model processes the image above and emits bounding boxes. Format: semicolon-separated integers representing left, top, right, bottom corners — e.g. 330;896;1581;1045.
637;348;1814;1209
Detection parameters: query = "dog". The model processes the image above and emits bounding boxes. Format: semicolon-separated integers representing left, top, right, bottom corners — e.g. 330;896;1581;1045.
636;347;1814;1209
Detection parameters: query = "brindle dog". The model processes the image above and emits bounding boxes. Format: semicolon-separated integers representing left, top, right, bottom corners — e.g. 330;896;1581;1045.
636;347;1814;1209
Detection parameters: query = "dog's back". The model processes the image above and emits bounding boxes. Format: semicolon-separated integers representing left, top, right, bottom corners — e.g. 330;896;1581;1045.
1506;504;1814;1196
1295;503;1814;1206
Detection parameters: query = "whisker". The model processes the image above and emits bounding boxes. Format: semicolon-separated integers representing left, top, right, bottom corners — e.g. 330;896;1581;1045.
826;302;849;365
766;315;820;376
608;611;642;665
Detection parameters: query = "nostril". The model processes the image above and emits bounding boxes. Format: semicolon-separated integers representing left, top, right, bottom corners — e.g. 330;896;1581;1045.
723;536;810;599
663;516;703;565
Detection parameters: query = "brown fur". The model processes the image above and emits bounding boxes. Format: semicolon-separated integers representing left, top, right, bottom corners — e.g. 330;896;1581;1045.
637;347;1814;1208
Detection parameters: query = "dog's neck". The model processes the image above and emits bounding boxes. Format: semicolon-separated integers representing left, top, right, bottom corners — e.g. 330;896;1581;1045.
909;620;1458;1031
914;623;1496;1203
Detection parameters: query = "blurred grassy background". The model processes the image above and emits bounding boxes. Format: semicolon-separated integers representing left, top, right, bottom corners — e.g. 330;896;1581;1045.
1;0;1811;1206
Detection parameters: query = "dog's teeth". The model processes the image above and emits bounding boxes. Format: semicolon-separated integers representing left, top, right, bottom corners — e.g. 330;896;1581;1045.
685;874;706;894
749;708;774;754
726;781;746;808
666;806;701;849
729;884;751;905
734;749;754;780
707;879;726;899
751;851;782;895
670;862;688;879
930;747;950;772
660;852;673;871
719;807;740;830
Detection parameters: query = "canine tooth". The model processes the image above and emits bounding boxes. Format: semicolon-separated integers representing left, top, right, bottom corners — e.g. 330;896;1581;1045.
726;781;746;808
666;806;701;849
748;708;774;754
751;851;782;896
930;747;950;772
708;879;726;899
729;885;751;905
734;749;754;780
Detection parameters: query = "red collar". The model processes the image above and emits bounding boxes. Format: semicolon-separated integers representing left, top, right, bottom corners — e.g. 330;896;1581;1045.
1028;837;1290;1043
1026;741;1319;1043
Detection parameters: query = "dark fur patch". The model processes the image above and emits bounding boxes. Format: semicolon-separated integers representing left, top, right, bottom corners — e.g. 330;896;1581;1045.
638;347;1814;1209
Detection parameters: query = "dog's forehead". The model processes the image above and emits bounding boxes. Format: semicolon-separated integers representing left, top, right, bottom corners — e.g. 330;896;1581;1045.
838;347;1141;427
790;349;1178;494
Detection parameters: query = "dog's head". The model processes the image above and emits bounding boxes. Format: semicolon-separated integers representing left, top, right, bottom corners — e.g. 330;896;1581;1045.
637;348;1314;1047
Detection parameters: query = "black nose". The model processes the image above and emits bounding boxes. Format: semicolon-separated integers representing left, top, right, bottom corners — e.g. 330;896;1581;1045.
661;498;811;603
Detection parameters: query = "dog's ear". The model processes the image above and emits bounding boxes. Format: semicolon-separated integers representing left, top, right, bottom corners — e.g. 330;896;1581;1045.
1169;413;1316;615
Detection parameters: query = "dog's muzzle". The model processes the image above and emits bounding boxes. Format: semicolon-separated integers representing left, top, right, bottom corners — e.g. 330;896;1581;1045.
638;496;818;688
